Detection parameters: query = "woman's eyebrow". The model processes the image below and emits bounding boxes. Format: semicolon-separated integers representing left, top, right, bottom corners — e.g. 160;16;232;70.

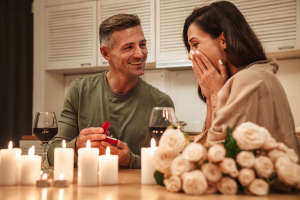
189;37;196;43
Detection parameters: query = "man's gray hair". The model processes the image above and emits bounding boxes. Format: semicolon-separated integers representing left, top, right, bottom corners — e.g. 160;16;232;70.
99;14;141;49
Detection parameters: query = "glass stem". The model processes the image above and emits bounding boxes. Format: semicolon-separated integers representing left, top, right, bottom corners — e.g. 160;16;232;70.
41;142;49;170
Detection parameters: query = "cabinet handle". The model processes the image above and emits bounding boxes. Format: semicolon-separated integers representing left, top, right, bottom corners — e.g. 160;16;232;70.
81;63;91;66
278;46;294;50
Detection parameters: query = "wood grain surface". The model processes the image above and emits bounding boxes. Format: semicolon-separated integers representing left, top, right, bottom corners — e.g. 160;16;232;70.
0;169;299;200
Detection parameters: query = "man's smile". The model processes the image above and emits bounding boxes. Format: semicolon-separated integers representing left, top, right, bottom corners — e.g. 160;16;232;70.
129;59;144;65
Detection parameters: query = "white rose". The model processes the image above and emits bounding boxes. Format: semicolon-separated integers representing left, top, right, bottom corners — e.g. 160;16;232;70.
275;157;300;186
163;176;181;193
217;177;238;195
153;149;176;175
254;156;273;179
268;149;289;163
219;158;239;178
233;122;265;150
201;163;222;183
276;142;289;152
238;168;255;187
182;143;206;162
260;127;271;137
181;170;208;195
207;144;226;163
286;149;299;163
247;179;269;196
159;129;185;155
262;137;278;150
170;155;195;176
204;181;218;194
236;151;255;168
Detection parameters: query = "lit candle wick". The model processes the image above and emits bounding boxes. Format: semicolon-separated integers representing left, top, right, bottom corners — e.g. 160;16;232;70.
60;174;64;181
28;146;35;156
106;146;110;156
43;174;47;180
86;140;91;149
62;140;66;148
151;138;156;148
8;141;12;149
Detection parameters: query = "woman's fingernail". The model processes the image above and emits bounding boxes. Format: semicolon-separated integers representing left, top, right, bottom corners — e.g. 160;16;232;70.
195;50;200;55
219;59;223;65
190;50;195;55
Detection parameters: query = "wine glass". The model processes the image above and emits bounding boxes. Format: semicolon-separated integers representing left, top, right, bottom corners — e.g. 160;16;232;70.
148;107;177;146
33;112;58;172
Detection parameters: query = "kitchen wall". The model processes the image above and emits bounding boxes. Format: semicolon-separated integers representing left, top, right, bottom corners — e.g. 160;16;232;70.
64;58;300;133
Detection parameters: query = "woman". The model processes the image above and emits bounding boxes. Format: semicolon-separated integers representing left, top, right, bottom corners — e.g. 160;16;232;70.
183;1;300;155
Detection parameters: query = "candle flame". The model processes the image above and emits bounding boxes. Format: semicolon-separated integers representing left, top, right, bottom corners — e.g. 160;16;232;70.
40;171;43;175
28;146;35;156
43;174;47;180
86;140;91;149
106;146;110;156
62;140;66;148
60;174;64;180
8;141;12;149
151;138;156;148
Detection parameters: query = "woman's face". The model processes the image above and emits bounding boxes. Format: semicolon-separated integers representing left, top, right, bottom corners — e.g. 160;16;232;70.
187;23;227;71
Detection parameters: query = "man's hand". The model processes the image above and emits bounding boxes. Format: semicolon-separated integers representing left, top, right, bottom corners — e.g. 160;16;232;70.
75;127;108;154
100;140;131;167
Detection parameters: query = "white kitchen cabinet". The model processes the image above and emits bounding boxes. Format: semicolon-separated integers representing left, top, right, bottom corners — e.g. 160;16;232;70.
155;0;205;65
45;1;98;70
232;0;300;54
98;0;156;65
46;0;96;7
156;0;300;67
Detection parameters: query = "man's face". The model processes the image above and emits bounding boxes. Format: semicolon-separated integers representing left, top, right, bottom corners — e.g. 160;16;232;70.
108;26;148;78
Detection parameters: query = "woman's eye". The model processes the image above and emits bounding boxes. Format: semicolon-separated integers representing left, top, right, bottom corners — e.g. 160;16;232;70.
140;43;146;48
192;43;198;48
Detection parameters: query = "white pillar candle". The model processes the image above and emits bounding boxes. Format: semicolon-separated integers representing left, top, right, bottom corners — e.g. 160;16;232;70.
0;141;21;186
99;146;118;185
0;153;2;185
54;140;74;183
20;146;41;185
141;138;157;184
78;140;99;186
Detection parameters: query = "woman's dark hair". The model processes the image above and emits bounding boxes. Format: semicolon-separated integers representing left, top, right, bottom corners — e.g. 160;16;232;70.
183;1;267;103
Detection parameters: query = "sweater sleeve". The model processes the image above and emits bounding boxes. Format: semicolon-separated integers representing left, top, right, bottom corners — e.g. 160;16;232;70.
47;81;80;166
205;69;263;144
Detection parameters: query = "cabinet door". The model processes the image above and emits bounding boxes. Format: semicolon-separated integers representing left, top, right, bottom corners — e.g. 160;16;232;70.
232;0;300;53
46;0;96;7
98;0;155;66
45;1;97;70
156;0;207;63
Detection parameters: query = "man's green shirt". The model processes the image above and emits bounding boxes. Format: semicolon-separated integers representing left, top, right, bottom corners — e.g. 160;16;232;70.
48;71;174;169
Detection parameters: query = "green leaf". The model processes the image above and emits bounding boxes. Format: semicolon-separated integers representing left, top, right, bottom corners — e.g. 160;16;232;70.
183;131;189;140
223;126;241;158
154;170;165;186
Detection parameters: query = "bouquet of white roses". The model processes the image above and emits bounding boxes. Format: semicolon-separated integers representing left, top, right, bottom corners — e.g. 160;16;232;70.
153;122;300;196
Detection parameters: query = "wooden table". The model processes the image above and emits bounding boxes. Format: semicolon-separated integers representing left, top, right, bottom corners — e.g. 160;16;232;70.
0;169;299;200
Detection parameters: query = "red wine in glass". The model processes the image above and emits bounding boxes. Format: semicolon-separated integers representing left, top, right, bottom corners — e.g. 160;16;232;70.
33;128;58;143
148;107;177;146
149;127;167;145
33;112;58;172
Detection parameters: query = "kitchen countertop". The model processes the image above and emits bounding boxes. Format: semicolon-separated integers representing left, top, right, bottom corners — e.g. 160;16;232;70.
0;169;299;200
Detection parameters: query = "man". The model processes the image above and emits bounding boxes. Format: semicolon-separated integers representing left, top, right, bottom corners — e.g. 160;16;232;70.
48;14;174;169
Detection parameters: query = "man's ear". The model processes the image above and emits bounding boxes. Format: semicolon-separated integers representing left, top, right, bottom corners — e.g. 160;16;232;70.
100;46;110;61
219;32;226;50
